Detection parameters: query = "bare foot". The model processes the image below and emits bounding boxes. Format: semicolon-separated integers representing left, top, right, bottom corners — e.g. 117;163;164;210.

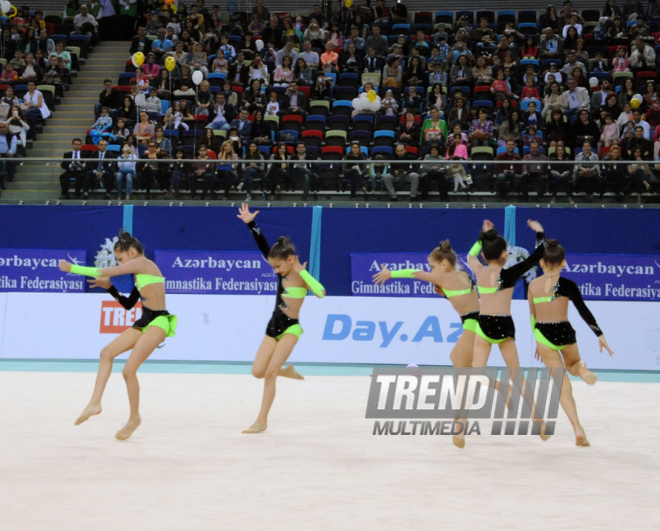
452;419;466;448
538;420;552;441
279;365;304;380
577;362;598;386
575;426;590;447
242;421;267;434
74;404;102;425
115;417;141;440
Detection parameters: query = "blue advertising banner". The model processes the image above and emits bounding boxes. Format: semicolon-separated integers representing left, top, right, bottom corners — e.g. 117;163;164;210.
350;253;472;298
564;254;660;301
154;250;277;294
0;249;87;293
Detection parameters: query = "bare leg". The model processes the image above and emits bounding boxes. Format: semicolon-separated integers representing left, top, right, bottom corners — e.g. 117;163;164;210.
562;343;597;385
538;344;589;446
115;326;166;440
499;339;551;441
450;330;475;368
243;334;299;434
454;334;491;448
75;328;142;426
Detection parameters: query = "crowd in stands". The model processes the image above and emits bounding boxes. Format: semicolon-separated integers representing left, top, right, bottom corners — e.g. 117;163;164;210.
57;0;660;202
0;4;93;197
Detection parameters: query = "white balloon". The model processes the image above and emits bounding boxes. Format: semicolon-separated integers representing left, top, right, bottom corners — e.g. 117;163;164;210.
359;92;368;99
351;97;361;110
369;101;380;112
589;77;598;87
1;1;11;13
192;70;204;85
632;93;643;102
255;39;264;52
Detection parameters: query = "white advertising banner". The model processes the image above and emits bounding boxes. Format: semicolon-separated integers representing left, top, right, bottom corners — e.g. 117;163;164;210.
0;294;657;371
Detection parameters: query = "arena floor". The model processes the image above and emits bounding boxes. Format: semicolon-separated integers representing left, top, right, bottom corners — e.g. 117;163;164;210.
1;363;659;530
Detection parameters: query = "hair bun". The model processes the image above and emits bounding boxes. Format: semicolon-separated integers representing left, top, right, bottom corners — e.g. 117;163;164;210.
480;229;499;242
545;239;559;248
438;239;452;252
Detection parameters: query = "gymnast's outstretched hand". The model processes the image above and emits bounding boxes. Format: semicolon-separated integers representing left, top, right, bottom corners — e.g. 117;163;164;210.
87;277;111;290
598;335;615;356
59;260;72;272
372;264;392;285
237;203;259;224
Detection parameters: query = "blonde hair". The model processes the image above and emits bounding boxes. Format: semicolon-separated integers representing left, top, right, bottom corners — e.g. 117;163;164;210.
219;140;235;159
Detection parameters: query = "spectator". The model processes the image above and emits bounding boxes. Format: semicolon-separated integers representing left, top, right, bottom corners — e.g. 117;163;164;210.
95;79;120;119
165;148;188;200
230;109;253;145
266;143;291;199
134;111;155;145
573;140;601;202
571;108;601;150
139;140;164;198
468;108;493;147
550;143;574;203
383;143;420;201
602;144;628;200
561;78;590;117
398;111;421;145
343;141;369;200
495;139;522;201
241;141;266;201
521;141;550;201
83;139;114;199
420;143;448;201
628;147;654;203
189;144;216;200
131;27;151;55
23;81;51;123
216;140;239;200
59;138;86;199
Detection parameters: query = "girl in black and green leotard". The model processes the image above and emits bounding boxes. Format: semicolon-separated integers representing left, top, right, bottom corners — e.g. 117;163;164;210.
372;239;480;370
59;230;177;441
465;219;551;445
467;219;546;367
237;203;326;434
528;240;614;446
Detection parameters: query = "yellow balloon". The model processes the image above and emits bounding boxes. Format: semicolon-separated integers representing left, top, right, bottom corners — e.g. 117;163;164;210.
133;52;145;67
165;56;176;72
367;89;376;103
631;98;641;109
345;0;353;7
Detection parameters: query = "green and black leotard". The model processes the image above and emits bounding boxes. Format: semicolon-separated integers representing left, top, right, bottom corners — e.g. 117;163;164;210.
247;221;310;340
532;277;603;350
471;232;546;343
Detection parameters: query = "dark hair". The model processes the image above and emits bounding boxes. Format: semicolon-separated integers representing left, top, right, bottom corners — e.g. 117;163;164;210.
543;239;565;265
429;239;457;266
480;229;507;261
114;229;144;255
268;236;295;260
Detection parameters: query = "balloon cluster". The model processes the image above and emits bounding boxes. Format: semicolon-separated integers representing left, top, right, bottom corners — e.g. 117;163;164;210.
1;1;17;18
352;90;380;112
90;124;117;145
164;0;178;13
631;93;643;109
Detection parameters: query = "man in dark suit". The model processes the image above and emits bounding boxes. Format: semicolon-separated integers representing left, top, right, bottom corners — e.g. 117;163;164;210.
227;51;249;87
59;138;87;199
230;108;253;144
284;81;308;116
84;139;115;199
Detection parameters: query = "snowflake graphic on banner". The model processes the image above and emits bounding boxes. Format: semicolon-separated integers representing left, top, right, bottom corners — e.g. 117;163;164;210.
505;245;537;283
94;237;119;269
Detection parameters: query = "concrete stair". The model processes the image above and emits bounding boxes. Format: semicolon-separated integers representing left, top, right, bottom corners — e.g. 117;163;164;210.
3;42;129;202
